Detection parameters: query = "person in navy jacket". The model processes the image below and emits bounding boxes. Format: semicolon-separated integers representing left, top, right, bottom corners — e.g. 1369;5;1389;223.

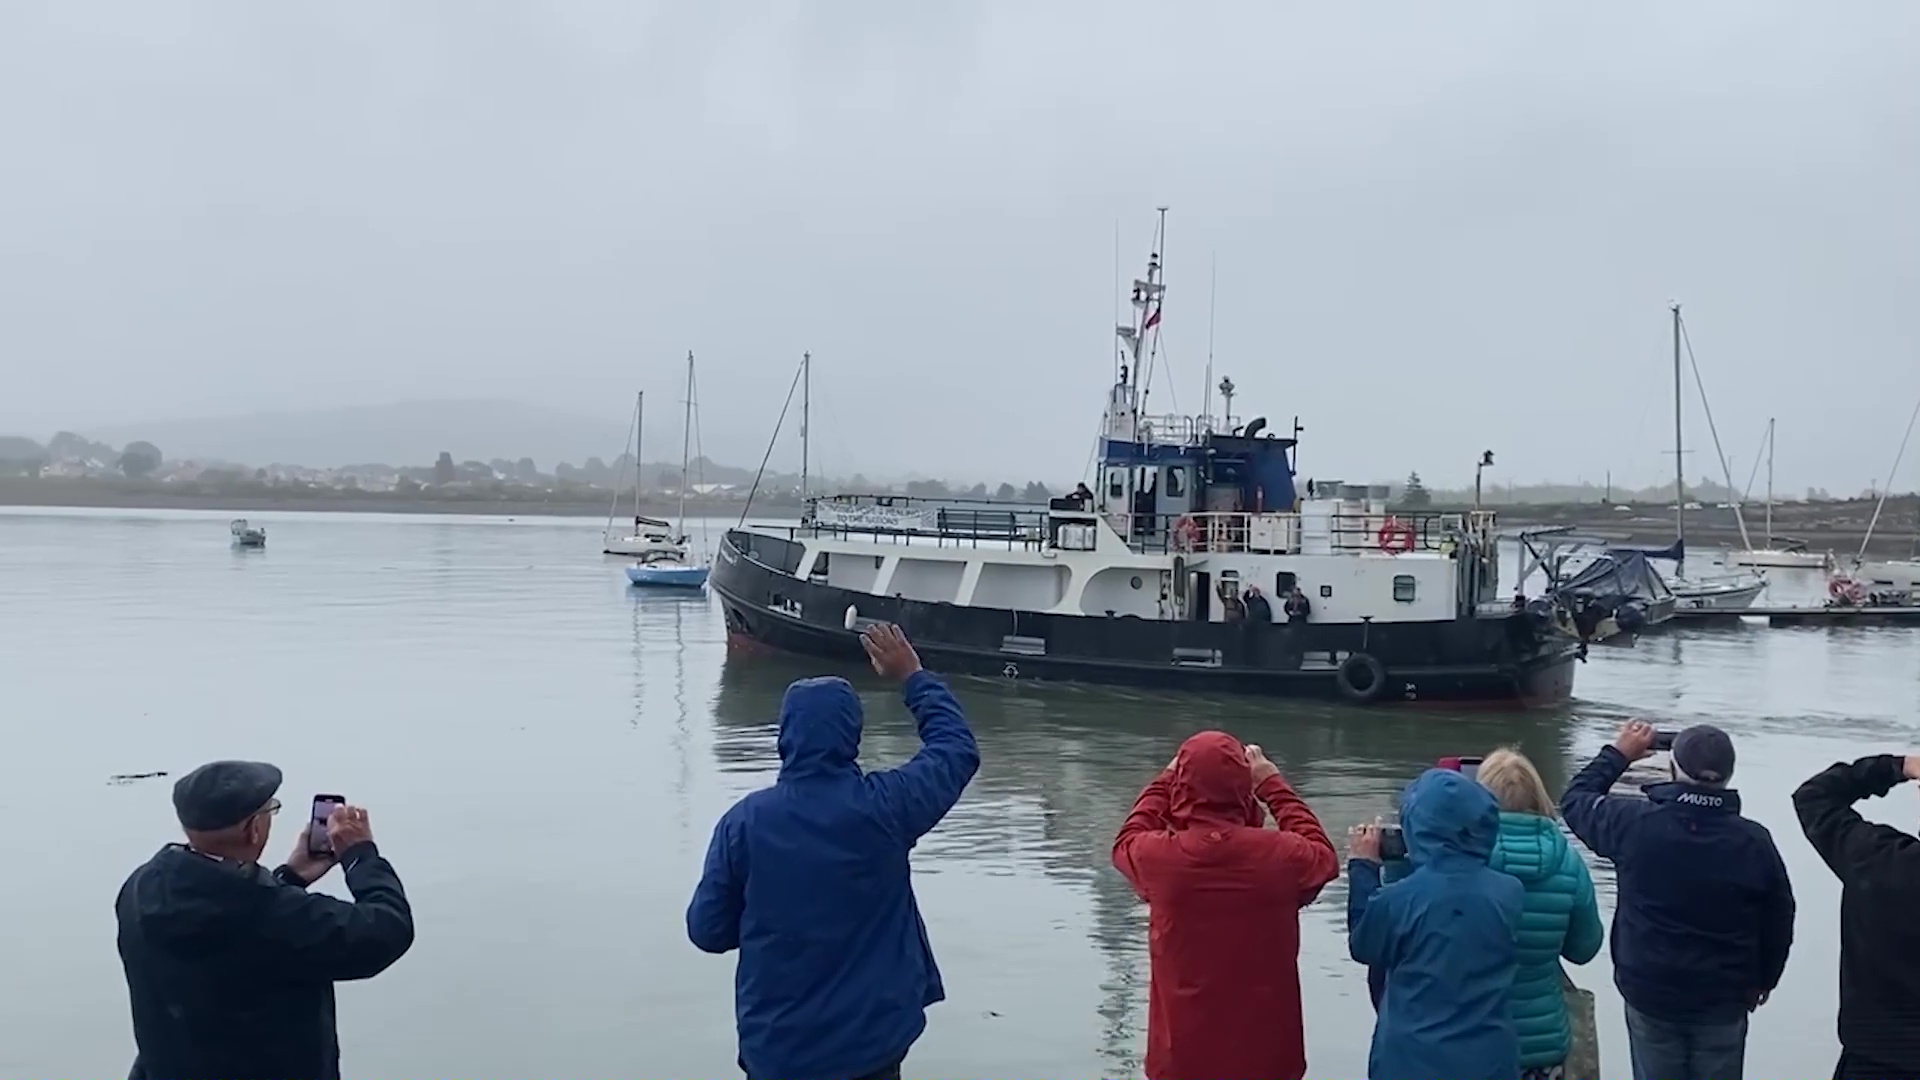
1793;753;1920;1079
686;623;981;1080
1561;719;1795;1080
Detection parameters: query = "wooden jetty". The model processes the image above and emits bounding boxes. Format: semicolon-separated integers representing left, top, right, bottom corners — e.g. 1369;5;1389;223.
1668;605;1920;628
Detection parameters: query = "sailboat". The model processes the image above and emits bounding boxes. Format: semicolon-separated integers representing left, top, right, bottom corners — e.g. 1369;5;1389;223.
1727;418;1830;569
1641;304;1765;609
627;352;711;590
602;390;688;561
1837;395;1920;592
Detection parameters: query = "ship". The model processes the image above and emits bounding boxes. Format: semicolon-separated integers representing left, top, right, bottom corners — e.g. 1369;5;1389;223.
711;215;1584;705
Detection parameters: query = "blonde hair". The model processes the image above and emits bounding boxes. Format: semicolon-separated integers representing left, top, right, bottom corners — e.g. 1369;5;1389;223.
1476;747;1557;818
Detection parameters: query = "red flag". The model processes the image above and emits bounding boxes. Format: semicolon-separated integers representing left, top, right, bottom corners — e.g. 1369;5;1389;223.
1142;306;1162;332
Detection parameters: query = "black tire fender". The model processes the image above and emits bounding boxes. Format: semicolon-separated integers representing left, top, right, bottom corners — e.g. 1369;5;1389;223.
1335;651;1388;704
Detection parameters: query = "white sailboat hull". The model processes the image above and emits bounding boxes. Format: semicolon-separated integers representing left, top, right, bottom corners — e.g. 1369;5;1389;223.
603;535;686;559
1727;548;1828;569
1852;559;1920;590
1669;574;1766;609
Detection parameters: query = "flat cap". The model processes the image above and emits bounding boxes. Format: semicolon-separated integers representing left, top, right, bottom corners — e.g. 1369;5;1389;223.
172;760;283;831
1672;724;1736;785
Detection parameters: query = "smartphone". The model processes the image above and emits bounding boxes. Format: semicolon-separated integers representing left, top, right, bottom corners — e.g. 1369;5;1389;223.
1652;731;1677;752
1379;823;1408;861
1452;756;1485;782
308;794;345;857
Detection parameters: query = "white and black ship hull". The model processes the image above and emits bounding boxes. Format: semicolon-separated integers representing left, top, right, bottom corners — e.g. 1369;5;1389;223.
712;529;1579;706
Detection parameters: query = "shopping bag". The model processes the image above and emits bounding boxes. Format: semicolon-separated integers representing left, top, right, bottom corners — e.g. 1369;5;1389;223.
1561;966;1600;1080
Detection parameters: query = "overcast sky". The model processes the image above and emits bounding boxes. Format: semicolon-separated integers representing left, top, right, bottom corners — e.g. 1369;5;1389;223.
3;2;1917;490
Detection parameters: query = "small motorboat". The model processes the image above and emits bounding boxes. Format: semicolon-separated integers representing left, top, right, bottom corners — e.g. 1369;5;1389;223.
626;560;710;590
229;519;266;548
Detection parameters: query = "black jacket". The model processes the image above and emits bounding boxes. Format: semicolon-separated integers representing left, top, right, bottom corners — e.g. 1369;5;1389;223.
1794;755;1920;1069
1561;745;1795;1022
117;841;414;1080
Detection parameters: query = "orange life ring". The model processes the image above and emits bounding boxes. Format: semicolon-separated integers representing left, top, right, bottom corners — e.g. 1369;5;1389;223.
1173;515;1201;551
1377;518;1417;554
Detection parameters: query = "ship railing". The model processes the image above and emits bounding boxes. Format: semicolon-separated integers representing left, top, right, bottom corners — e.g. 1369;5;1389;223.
1128;412;1247;446
802;493;1051;549
1112;509;1490;556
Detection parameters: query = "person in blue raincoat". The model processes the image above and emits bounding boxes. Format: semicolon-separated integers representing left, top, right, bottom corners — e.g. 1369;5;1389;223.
686;624;981;1080
1348;768;1525;1080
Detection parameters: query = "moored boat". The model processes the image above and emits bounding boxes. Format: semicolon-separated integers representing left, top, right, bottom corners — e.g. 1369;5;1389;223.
711;214;1582;704
229;519;266;548
627;351;711;592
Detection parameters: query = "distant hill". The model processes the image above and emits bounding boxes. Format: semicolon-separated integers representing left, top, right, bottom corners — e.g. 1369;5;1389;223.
89;399;683;471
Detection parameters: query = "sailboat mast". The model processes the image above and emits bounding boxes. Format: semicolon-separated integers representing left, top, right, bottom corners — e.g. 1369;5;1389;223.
1765;417;1775;543
800;351;811;505
678;352;694;533
1671;303;1685;568
633;390;644;527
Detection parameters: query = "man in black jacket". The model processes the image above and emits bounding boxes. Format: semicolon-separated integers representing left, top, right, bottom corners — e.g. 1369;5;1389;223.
117;760;415;1080
1793;754;1920;1079
1561;720;1795;1080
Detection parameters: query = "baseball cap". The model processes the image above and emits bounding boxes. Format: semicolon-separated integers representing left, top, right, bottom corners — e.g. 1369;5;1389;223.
1671;725;1735;785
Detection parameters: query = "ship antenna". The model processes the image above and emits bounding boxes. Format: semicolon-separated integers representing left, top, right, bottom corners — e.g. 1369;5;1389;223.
1112;218;1122;385
1203;251;1217;436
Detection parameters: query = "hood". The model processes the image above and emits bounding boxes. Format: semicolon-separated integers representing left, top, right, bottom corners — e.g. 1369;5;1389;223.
125;845;274;946
1169;730;1261;829
1488;811;1570;885
775;676;863;778
1400;768;1500;868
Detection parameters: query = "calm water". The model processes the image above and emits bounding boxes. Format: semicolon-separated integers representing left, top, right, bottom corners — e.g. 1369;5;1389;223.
2;507;1917;1077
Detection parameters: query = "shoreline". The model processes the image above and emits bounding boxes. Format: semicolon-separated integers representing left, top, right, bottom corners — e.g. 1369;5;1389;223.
4;482;1915;558
0;484;797;520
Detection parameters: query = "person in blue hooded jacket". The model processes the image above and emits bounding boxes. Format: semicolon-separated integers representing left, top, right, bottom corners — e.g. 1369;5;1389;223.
1349;768;1525;1080
687;624;981;1080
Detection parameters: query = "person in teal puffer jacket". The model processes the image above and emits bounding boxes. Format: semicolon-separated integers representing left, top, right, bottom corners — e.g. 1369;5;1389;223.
1476;748;1606;1080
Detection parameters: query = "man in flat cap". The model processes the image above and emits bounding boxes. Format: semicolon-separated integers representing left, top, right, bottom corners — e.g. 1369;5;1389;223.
1560;720;1796;1080
116;760;415;1080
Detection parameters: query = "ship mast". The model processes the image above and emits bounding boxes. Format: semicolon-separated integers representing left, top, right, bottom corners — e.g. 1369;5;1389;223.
800;351;811;505
1672;302;1685;577
1107;208;1167;446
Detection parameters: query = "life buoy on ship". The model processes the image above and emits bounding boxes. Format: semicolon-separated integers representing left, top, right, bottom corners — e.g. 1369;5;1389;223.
1377;518;1417;554
1335;652;1389;704
1173;515;1201;552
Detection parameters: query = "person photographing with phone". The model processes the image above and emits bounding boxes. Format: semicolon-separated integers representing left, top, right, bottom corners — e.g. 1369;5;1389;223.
1792;751;1920;1079
116;761;414;1080
1110;733;1338;1080
1560;720;1795;1080
686;624;980;1080
1347;769;1524;1080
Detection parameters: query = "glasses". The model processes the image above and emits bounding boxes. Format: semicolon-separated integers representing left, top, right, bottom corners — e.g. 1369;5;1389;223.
255;797;282;819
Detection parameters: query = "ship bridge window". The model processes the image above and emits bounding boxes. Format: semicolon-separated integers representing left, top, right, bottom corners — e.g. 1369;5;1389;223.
1107;469;1125;500
1393;574;1417;603
1165;467;1186;498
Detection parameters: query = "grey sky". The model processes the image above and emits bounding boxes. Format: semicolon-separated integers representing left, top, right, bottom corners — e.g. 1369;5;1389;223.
3;2;1916;491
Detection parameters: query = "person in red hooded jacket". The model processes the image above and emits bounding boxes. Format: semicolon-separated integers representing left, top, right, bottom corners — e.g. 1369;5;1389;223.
1111;730;1341;1080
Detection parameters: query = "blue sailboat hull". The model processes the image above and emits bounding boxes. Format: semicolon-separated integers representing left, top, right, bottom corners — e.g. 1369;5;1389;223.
626;563;710;589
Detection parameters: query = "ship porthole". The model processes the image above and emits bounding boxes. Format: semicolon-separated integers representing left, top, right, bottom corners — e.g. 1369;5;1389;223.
1129;575;1143;589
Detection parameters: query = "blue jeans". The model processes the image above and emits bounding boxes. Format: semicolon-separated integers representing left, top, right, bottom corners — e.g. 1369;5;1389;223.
1625;1003;1748;1080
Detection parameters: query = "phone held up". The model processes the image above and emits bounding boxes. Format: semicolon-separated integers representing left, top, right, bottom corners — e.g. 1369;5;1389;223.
1651;730;1677;752
307;794;346;857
